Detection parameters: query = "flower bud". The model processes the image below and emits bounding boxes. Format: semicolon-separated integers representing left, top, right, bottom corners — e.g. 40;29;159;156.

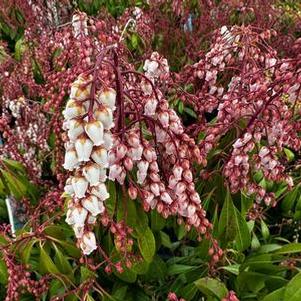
124;157;134;171
128;186;138;200
85;120;104;146
150;183;160;196
175;182;186;195
144;98;158;116
158;111;169;128
116;144;128;160
161;191;173;204
173;166;183;180
128;145;143;161
127;133;140;147
109;164;122;181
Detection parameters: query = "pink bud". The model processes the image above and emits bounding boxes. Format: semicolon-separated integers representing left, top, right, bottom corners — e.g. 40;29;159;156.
124;157;133;171
128;186;138;200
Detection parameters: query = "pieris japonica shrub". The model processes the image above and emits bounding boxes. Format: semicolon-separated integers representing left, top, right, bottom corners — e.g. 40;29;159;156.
0;1;301;301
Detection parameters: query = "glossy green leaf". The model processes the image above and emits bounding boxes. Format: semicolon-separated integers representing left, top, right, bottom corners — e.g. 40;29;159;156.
137;227;155;262
39;245;60;275
151;210;166;231
284;272;301;301
0;258;8;284
218;190;251;251
262;287;285;301
194;277;228;299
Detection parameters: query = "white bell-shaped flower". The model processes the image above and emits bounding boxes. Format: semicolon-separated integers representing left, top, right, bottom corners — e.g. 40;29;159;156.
91;146;108;167
72;224;84;238
95;107;114;129
83;162;101;186
138;160;149;175
71;176;88;198
63;148;78;171
150;183;160;196
80;231;97;255
109;164;122;181
68;119;84;141
85;120;104;146
91;183;109;201
137;171;147;184
70;75;91;101
144;98;158;116
71;206;88;226
98;88;116;110
99;168;107;182
63;99;85;120
75;135;93;162
65;208;75;225
87;215;97;224
82;195;102;216
64;178;74;195
103;132;113;149
128;145;143;161
158;112;169;128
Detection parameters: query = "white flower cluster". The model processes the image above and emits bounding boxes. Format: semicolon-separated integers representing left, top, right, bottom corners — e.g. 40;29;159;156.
63;74;116;255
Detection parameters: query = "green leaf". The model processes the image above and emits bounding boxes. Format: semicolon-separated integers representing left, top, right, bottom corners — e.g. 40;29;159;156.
15;38;26;61
274;243;301;255
19;238;38;263
151;210;166;231
194;277;228;299
137;227;155;262
284;272;301;301
131;33;139;49
53;244;73;275
0;258;8;284
80;266;96;282
178;101;184;114
251;233;261;250
261;219;270;240
184;107;197;118
181;283;198;300
218;190;251;251
262;287;285;301
284;148;295;162
39;245;60;275
55;239;81;258
159;231;172;248
143;255;166;280
167;264;196;276
221;264;240;275
114;268;137;283
106;181;117;218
